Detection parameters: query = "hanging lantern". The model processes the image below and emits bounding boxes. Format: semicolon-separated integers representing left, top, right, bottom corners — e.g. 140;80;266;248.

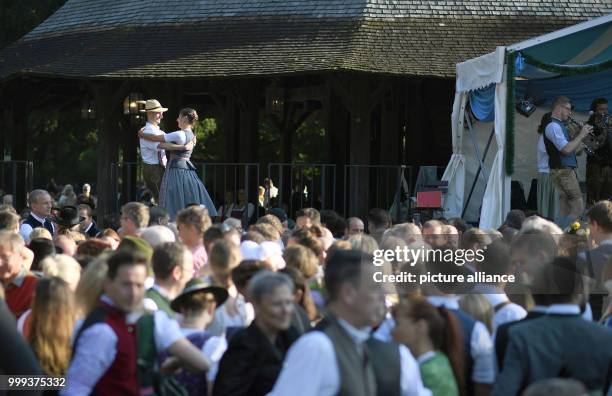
266;81;285;116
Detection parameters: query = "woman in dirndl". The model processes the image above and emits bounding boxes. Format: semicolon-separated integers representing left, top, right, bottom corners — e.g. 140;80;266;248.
139;108;217;220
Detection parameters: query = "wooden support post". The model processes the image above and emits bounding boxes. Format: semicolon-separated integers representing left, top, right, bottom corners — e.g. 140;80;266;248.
325;80;348;215
380;84;400;166
235;80;260;164
90;81;126;226
406;80;426;166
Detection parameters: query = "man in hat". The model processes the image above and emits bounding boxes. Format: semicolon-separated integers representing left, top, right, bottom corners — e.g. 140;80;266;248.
52;205;85;234
139;99;169;203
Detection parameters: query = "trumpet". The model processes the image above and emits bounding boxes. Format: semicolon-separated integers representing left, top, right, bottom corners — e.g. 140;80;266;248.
567;115;599;156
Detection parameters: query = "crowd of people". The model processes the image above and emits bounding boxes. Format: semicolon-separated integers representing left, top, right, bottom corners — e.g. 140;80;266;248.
1;184;612;396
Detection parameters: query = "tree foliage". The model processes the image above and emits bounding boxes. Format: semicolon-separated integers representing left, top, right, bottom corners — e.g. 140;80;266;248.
0;0;67;49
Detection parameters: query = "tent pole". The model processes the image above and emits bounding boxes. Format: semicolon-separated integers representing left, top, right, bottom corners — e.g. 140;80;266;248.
462;126;495;218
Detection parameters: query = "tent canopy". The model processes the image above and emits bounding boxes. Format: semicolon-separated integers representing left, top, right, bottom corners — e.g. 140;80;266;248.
443;14;612;229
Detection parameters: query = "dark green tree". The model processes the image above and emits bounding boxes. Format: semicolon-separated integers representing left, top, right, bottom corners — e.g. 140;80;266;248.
0;0;67;49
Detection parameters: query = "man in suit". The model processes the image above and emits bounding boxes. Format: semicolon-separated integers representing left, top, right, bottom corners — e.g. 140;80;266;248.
578;200;612;320
78;204;99;238
19;189;54;243
493;257;612;396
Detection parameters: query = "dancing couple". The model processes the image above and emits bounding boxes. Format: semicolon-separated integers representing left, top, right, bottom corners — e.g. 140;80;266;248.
138;99;217;219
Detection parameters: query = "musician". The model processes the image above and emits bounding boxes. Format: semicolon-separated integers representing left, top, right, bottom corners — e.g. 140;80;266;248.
543;96;593;228
586;98;610;205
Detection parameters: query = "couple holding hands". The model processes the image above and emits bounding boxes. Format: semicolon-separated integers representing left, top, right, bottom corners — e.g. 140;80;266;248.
138;99;217;219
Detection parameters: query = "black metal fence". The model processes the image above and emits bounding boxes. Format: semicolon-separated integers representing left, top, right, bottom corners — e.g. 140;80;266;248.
267;163;336;219
110;161;444;220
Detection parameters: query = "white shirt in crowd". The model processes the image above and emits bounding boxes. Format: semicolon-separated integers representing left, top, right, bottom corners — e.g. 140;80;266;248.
206;285;254;337
180;328;227;383
140;122;166;165
19;212;50;243
268;317;432;396
61;295;183;396
470;284;527;335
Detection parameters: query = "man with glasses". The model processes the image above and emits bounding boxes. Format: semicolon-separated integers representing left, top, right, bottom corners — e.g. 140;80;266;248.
543;96;592;228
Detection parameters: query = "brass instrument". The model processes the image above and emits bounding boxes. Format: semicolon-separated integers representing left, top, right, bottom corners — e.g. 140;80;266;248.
567;115;600;156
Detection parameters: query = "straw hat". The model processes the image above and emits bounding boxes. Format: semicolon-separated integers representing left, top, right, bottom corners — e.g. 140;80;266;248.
139;99;168;113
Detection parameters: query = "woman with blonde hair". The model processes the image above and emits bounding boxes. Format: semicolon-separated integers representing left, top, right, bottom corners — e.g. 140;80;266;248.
41;254;82;291
27;277;77;376
18;254;82;336
74;253;109;317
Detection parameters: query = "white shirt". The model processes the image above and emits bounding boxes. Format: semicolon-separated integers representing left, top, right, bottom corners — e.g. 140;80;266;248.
426;295;495;384
180;328;228;383
140;122;166;165
62;296;183;396
537;134;550;173
206;291;255;336
19;212;52;243
546;304;581;315
372;312;395;342
164;130;188;145
544;119;569;152
268;318;432;396
472;284;527;333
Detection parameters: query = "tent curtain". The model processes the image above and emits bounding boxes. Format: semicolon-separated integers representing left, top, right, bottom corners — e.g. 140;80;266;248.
479;75;511;229
442;92;467;218
469;84;496;122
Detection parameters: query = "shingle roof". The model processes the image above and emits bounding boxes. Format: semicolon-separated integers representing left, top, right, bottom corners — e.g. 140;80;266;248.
0;0;609;80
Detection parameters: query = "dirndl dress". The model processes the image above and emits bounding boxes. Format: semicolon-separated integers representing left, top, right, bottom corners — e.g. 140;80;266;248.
158;129;217;219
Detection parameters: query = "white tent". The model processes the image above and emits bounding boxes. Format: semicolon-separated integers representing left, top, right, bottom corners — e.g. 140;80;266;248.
442;14;612;228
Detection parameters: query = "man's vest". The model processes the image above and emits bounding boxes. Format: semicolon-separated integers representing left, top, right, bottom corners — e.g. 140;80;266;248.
544;118;578;169
316;315;401;396
73;301;139;396
145;287;175;318
23;214;54;235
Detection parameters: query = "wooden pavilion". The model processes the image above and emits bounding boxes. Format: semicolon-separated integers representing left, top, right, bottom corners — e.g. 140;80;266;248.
0;0;607;221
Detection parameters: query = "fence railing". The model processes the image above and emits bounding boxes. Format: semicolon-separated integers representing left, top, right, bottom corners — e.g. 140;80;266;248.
110;161;444;221
267;163;336;219
0;161;34;212
110;162;260;214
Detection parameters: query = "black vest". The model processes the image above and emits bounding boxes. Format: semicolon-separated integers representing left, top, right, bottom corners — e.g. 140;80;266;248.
543;118;577;169
315;315;401;396
23;214;54;235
